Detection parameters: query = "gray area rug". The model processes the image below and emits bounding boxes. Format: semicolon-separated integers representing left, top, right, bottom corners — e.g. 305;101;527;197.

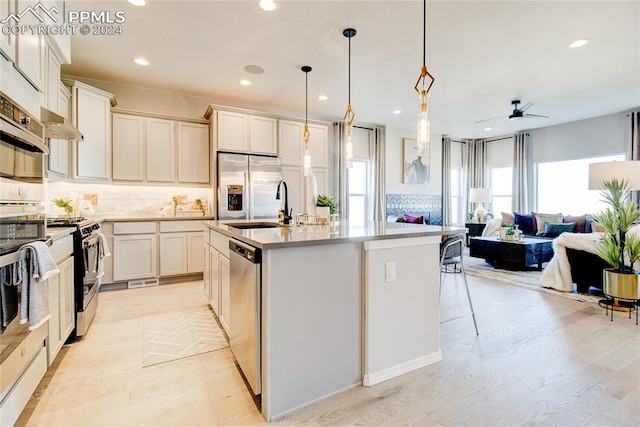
463;254;602;305
142;306;228;367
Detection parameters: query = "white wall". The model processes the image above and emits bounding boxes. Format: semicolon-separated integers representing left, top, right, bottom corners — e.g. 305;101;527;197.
385;126;442;195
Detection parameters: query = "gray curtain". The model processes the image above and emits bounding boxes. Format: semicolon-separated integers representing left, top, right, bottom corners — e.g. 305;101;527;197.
627;111;640;203
512;132;529;213
334;121;348;219
370;127;385;221
463;139;487;215
441;136;452;226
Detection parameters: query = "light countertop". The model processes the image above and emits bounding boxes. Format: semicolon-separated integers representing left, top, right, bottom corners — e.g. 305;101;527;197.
102;216;214;222
205;219;467;249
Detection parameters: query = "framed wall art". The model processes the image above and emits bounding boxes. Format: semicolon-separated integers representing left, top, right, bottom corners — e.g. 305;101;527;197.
402;138;429;184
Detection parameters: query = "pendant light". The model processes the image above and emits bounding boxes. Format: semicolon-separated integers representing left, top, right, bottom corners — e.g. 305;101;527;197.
343;28;356;169
414;0;435;157
302;65;312;177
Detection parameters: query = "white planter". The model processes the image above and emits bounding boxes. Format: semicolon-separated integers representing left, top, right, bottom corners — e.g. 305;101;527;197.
316;206;330;220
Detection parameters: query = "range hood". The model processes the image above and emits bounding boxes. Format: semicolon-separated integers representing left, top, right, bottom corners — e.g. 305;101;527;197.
40;107;84;141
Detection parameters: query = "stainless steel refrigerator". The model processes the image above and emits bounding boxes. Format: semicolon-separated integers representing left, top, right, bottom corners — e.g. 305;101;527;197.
217;153;282;220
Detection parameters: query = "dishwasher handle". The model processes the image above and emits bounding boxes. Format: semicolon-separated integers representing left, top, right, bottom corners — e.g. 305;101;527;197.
229;239;261;264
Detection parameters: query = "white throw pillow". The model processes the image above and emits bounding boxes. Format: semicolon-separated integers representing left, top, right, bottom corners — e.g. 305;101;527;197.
535;213;564;235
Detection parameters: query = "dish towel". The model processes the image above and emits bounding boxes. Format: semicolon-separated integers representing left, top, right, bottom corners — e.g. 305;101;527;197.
0;264;19;333
95;232;111;279
18;241;59;330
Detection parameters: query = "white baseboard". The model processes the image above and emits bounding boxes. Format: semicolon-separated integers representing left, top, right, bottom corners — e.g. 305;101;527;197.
363;352;442;386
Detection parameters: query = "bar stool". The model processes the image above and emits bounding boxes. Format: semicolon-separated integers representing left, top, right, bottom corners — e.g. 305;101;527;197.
439;235;479;335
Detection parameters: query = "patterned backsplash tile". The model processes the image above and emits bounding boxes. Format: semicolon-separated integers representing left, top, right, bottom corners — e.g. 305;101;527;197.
386;194;442;225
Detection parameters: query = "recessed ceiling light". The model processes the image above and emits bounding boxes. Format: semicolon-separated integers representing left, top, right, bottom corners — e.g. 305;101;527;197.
392;110;402;115
134;58;149;66
569;39;589;48
484;127;492;131
259;0;278;11
127;0;147;6
318;95;328;101
240;80;252;86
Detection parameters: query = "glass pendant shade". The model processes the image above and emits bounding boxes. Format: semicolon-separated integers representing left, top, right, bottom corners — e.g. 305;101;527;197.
303;124;311;176
417;92;430;156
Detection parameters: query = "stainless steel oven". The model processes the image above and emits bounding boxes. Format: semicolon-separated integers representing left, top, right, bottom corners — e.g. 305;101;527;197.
0;202;46;256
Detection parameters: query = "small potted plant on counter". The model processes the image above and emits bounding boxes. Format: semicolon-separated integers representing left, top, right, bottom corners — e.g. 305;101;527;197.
316;194;337;222
52;198;73;217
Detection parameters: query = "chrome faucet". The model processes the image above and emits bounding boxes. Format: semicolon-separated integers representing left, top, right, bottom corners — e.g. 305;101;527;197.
276;180;292;225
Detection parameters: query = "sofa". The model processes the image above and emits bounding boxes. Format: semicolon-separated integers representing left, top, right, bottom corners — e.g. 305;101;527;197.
481;211;609;293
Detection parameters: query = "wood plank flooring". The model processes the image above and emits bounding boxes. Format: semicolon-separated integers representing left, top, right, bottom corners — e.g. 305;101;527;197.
16;271;640;426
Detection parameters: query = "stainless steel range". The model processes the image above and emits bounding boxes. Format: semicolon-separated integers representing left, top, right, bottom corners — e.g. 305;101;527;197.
47;217;104;339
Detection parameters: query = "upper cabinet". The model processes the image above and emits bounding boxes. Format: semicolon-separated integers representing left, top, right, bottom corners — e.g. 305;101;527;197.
64;79;117;181
0;0;17;63
111;112;209;185
215;110;277;155
279;120;329;168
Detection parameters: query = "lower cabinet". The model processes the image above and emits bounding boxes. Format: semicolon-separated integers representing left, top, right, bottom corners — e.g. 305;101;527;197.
203;228;230;335
113;233;157;281
159;222;204;277
47;256;74;365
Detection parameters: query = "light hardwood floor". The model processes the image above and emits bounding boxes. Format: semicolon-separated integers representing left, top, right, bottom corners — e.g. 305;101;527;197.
17;270;640;426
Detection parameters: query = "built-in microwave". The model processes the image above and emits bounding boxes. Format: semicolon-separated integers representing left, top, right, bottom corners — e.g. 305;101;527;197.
0;91;47;189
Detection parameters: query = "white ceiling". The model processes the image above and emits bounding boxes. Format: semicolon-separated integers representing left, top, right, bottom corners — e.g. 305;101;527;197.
62;0;640;139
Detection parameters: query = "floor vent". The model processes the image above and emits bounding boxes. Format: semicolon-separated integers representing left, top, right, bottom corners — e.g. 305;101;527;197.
128;279;159;289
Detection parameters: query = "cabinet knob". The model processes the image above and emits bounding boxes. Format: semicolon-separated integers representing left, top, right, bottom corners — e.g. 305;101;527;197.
21;117;31;125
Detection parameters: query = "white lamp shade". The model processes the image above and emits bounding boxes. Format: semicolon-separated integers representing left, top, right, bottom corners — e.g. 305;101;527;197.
469;188;491;203
588;161;640;190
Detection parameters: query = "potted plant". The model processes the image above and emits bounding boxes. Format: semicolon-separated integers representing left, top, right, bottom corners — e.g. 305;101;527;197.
592;178;640;302
316;194;337;220
52;198;73;217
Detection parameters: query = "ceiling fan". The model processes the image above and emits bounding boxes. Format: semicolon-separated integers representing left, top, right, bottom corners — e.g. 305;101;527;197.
474;100;550;123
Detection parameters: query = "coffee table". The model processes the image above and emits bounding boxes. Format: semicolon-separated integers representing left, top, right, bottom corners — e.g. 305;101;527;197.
469;236;554;270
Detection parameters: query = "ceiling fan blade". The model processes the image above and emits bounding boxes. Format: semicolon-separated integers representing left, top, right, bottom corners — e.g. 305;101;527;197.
523;113;549;119
519;101;534;112
474;116;504;124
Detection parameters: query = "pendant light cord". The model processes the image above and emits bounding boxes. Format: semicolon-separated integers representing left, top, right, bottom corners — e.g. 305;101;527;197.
422;0;426;68
305;72;308;124
348;36;351;105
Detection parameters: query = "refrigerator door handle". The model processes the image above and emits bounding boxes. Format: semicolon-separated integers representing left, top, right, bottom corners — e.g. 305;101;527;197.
245;170;251;220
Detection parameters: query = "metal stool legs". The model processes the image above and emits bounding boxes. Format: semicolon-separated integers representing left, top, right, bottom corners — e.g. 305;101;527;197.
439;237;479;335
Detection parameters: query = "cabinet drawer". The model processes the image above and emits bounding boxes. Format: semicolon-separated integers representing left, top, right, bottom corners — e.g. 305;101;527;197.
49;235;73;263
160;221;204;233
209;230;229;257
0;323;47;397
113;222;156;234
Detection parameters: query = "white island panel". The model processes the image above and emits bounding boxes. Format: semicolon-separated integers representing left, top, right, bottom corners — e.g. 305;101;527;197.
261;242;362;421
363;236;442;386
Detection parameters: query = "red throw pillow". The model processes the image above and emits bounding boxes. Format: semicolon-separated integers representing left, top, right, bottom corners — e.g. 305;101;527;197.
403;214;424;224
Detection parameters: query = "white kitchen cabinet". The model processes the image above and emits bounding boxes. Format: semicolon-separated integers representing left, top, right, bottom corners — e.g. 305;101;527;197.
219;253;230;335
146;117;175;182
113;222;157;281
208;245;220;314
14;1;45;92
47;255;74;366
217;111;248;152
308;123;329;168
159;221;204;277
249;115;277;155
278;120;304;165
112;113;144;181
45;47;61;112
160;232;188;276
177;122;209;183
46;233;74;366
65;79;116;181
281;166;304;217
0;0;16;62
47;84;71;178
41;0;71;64
215;110;277;155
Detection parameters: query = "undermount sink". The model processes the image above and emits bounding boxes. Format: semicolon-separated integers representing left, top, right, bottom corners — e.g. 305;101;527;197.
226;222;282;230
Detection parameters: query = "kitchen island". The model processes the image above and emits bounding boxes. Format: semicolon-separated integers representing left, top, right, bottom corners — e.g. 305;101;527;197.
203;219;466;421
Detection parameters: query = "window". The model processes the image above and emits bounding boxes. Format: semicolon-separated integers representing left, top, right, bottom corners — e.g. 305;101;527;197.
348;160;368;226
450;168;462;224
490;166;512;215
537;154;624;214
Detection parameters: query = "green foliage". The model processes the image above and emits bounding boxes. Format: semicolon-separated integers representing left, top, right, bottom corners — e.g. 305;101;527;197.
316;194;338;215
592;178;640;272
52;198;73;215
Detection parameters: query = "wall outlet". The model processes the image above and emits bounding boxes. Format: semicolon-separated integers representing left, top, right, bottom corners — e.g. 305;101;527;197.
385;262;396;282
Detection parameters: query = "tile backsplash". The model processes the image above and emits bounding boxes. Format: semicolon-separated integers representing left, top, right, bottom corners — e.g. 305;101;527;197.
386;193;442;225
46;181;213;218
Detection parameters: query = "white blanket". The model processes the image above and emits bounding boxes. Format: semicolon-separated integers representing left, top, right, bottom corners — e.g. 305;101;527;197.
481;218;503;237
539;232;603;292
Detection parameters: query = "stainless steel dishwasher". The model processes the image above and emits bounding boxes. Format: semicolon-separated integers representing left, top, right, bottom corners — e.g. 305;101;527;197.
228;239;262;395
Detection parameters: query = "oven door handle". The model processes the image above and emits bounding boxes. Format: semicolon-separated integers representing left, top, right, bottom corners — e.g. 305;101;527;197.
83;235;100;248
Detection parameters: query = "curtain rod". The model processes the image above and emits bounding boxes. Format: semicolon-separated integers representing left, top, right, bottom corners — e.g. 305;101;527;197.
449;133;529;144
